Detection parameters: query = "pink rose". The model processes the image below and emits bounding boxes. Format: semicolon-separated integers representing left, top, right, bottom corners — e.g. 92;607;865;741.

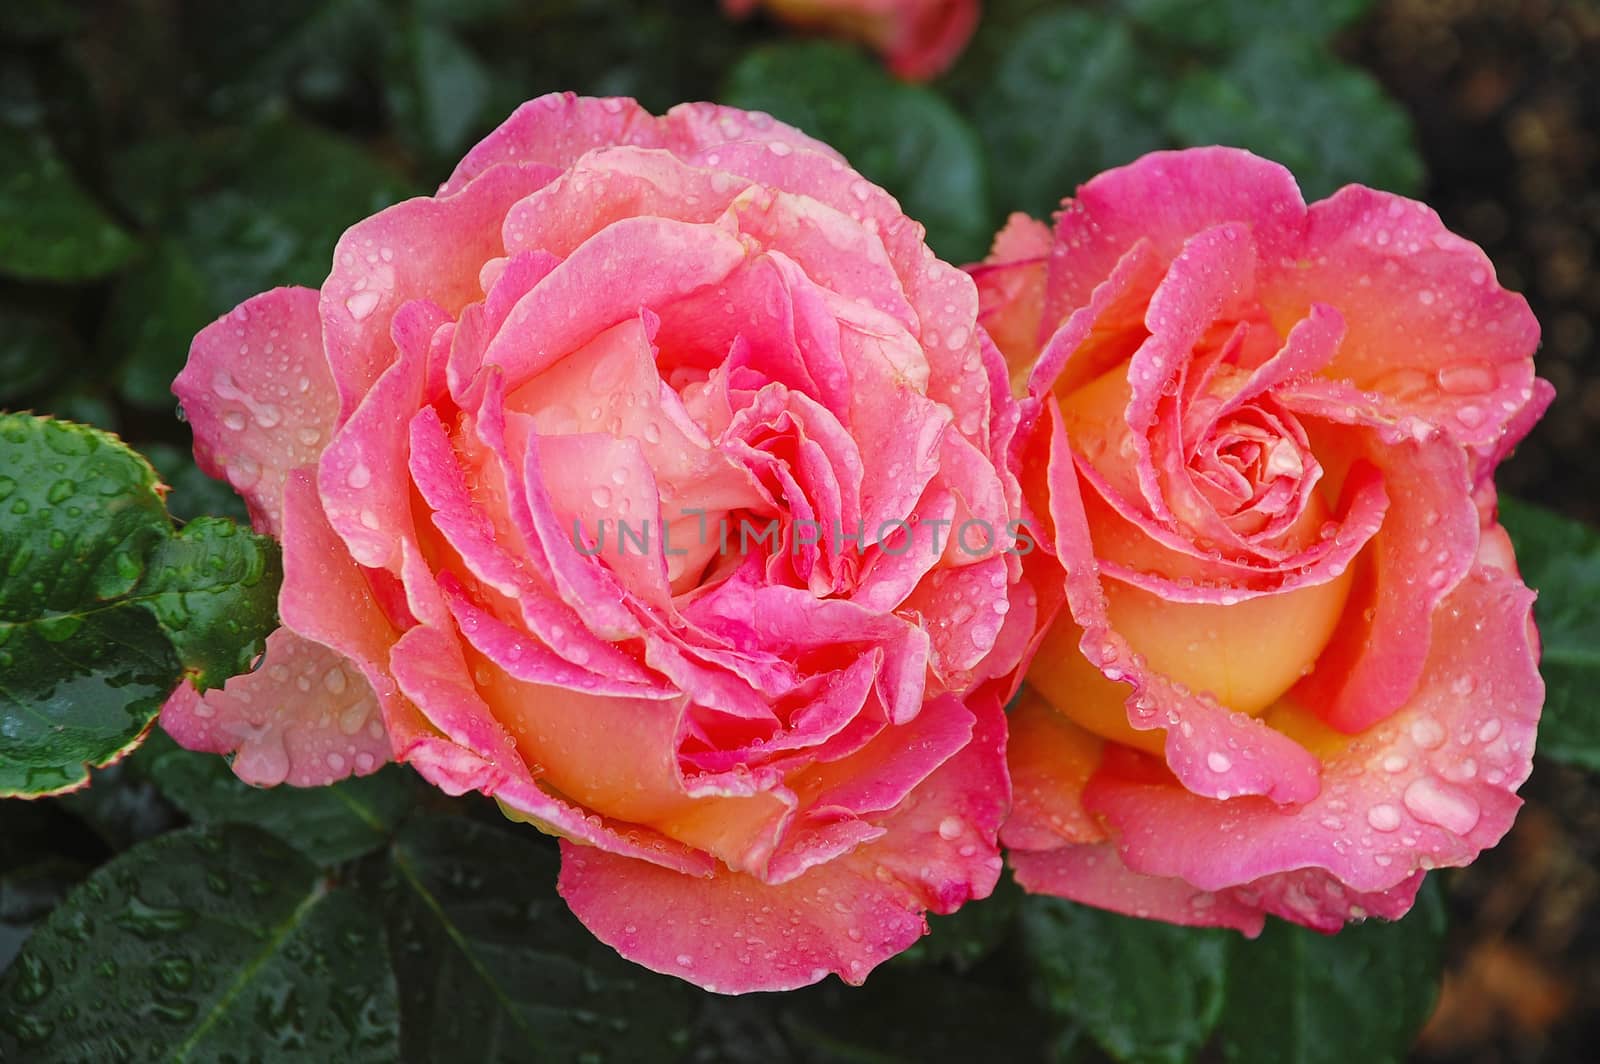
163;93;1033;991
724;0;979;81
974;148;1550;933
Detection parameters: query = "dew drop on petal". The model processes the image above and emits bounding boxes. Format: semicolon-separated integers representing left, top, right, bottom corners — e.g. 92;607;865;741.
1402;777;1481;835
1366;804;1402;832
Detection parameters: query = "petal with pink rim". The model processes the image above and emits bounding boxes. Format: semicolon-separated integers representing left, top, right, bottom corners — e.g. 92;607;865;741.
173;287;336;537
1084;564;1541;899
1041;401;1323;804
1042;148;1307;331
1010;843;1266;934
321;162;559;416
557;690;1006;992
1261;184;1541;450
160;628;390;787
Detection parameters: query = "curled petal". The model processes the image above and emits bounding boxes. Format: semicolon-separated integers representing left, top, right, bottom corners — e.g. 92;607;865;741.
1086;565;1541;899
160;629;389;787
557;690;1006;992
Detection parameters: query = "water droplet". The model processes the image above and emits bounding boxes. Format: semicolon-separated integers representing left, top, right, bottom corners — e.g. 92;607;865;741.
153;956;194;992
937;816;963;840
1366;804;1402;832
1402;777;1481;834
1206;751;1233;773
324;667;348;695
1437;362;1494;394
346;464;372;489
345;290;381;321
1409;717;1446;750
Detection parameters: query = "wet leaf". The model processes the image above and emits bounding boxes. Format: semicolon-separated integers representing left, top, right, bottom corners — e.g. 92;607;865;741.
0;414;278;797
379;814;695;1062
966;8;1171;221
0;126;138;283
1113;0;1373;51
142;730;418;867
1022;897;1229;1064
0;825;399;1062
1500;498;1600;771
1215;878;1447;1064
0;415;175;797
1166;39;1423;200
139;517;281;691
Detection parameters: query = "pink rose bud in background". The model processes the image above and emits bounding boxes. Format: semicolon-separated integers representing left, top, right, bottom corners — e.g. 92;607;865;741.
162;93;1034;992
724;0;980;81
973;147;1551;934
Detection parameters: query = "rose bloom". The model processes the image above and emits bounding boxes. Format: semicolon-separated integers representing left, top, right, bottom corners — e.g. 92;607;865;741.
724;0;979;81
973;148;1550;932
163;93;1034;991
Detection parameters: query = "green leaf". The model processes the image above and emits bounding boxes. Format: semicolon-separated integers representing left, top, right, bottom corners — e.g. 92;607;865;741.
180;0;388;119
722;42;993;264
378;814;694;1062
1022;897;1229;1064
140;517;281;690
0;302;74;403
1165;40;1423;201
1215;879;1447;1064
0;126;138;283
0;415;176;797
0;414;279;797
1114;0;1373;51
385;18;493;161
0;825;399;1062
141;730;417;867
1500;498;1600;771
106;241;214;411
967;9;1171;222
114;118;414;311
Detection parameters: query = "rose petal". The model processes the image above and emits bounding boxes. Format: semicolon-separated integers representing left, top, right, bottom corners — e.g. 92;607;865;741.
173;287;336;536
1040;401;1323;803
557;689;1005;992
1010;843;1265;934
161;628;389;787
999;689;1107;851
1086;564;1541;897
1262;185;1541;449
322;163;559;417
1043;148;1307;331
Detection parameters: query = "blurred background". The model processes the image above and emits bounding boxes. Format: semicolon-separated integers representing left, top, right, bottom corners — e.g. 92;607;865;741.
0;1;1595;1061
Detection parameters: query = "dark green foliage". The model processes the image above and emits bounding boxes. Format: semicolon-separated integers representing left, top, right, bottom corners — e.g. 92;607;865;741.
0;414;278;797
1501;499;1600;771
